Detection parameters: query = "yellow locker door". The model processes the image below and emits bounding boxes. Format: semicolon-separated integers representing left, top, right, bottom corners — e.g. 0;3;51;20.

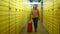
0;0;9;34
9;0;16;34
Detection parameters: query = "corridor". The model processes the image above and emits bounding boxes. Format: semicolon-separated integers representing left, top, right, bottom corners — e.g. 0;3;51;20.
0;0;60;34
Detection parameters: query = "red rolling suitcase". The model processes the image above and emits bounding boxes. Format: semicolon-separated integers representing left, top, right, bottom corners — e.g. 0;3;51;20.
27;21;32;32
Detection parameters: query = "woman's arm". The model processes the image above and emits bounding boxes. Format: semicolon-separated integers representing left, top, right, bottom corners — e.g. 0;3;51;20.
37;10;40;19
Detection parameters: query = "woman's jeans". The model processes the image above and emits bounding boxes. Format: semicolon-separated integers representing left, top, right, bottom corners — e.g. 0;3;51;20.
32;18;38;31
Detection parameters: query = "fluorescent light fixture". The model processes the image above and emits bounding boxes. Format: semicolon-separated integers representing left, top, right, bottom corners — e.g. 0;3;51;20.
17;1;53;5
19;2;53;4
20;2;41;4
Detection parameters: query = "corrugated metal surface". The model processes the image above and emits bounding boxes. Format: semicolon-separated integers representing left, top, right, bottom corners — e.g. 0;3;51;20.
43;0;60;34
0;0;30;34
0;0;60;34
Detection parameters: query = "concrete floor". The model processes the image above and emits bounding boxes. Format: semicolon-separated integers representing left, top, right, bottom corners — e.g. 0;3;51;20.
20;21;49;34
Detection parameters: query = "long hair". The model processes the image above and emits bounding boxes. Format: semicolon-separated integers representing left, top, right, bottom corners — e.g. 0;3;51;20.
33;4;38;10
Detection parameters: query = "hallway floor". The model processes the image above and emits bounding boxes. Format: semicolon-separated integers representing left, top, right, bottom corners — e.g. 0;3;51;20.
20;21;49;34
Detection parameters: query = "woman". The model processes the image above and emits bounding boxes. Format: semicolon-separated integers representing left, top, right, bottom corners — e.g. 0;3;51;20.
31;4;40;32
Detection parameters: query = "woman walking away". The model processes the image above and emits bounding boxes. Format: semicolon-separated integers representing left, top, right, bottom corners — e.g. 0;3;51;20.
31;4;40;32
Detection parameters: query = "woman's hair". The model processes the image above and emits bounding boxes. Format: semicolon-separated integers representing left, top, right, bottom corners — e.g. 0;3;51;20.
33;4;38;7
33;4;38;9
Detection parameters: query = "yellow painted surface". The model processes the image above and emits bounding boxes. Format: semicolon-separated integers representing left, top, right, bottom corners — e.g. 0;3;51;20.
43;0;60;34
0;0;30;34
0;0;60;34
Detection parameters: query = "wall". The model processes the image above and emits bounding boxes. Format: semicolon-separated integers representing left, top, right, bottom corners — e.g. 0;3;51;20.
0;0;30;34
43;0;60;34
